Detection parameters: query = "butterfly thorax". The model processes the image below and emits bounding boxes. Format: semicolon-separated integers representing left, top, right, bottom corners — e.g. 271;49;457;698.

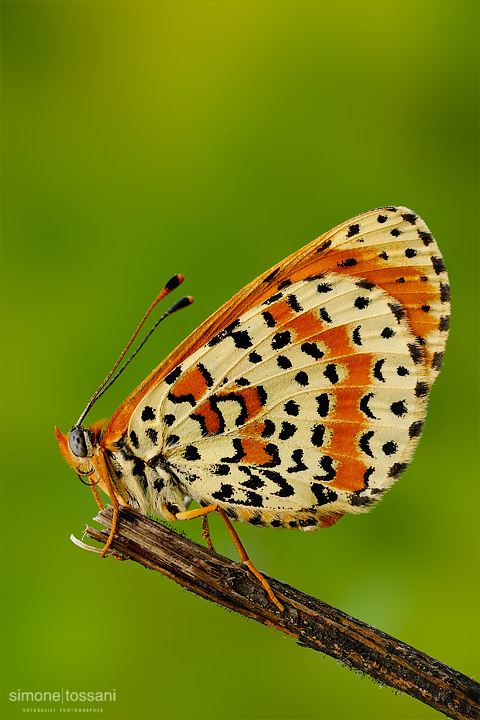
106;435;191;521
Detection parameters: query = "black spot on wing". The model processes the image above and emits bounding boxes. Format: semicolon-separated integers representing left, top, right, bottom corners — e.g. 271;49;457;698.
262;311;276;327
301;342;324;360
212;464;231;475
311;483;338;505
337;257;358;268
263;443;282;468
316;239;332;253
184;445;201;461
130;430;139;449
145;428;158;444
264;268;280;283
165;366;182;384
208;320;240;347
388;462;408;479
287;449;308;473
388;302;406;323
354;296;370;310
347;223;360;237
440;283;451;303
352;326;362;346
141;406;156;421
415;381;429;398
272;331;291;350
350;493;374;507
360;393;377;419
401;212;417;225
238;467;266;490
439;315;450;332
324;364;339;384
316;394;330;417
236;377;250;386
284;400;300;416
382;441;398;456
432;352;444;371
295;371;309;386
261;468;295;497
221;438;246;463
313;455;336;482
197;363;214;387
277;355;292;369
390;400;407;417
261;420;276;438
408;342;424;364
212;483;234;500
263;292;283;305
232;330;253;349
317;282;333;293
279;421;297;440
418;230;434;245
356;279;375;290
409;420;424;438
431;256;446;275
168;390;196;407
373;359;386;382
311;424;325;447
286;294;303;312
359;430;375;458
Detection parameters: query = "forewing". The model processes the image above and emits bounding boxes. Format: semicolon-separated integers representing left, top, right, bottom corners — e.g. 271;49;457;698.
106;206;449;443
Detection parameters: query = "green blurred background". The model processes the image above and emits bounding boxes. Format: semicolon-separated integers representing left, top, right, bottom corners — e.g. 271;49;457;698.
1;2;478;719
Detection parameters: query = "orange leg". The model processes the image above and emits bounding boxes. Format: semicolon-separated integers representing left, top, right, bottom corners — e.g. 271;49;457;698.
99;476;119;558
177;504;284;612
89;480;104;512
90;454;121;559
201;516;215;551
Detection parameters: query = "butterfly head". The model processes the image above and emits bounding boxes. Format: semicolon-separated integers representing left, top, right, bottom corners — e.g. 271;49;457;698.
55;422;104;478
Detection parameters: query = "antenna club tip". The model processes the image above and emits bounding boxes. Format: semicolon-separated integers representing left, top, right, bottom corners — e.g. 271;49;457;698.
165;274;185;292
186;295;194;304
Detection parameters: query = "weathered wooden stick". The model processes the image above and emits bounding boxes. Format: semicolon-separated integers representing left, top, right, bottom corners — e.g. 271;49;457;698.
83;506;479;720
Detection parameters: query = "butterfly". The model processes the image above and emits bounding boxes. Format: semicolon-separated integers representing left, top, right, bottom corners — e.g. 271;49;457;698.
56;206;450;611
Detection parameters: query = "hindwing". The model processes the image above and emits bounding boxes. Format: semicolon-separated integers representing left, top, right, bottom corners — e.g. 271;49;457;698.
126;271;431;528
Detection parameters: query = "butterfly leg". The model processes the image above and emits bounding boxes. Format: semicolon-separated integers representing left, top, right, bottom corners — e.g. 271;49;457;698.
100;490;120;558
201;516;216;551
89;479;104;512
176;504;284;611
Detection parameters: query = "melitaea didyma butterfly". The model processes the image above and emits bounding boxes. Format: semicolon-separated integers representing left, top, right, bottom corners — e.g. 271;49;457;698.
56;207;450;610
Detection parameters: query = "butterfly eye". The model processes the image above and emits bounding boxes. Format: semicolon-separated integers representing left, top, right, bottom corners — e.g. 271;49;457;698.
69;427;88;458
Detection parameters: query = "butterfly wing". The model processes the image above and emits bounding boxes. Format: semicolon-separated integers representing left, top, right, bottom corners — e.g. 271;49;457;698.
106;206;449;449
125;261;435;528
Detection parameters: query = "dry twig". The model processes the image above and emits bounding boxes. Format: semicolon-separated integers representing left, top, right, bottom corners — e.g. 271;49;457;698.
83;506;479;720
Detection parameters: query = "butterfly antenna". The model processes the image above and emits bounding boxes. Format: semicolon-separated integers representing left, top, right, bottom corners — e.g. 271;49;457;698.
75;274;193;427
